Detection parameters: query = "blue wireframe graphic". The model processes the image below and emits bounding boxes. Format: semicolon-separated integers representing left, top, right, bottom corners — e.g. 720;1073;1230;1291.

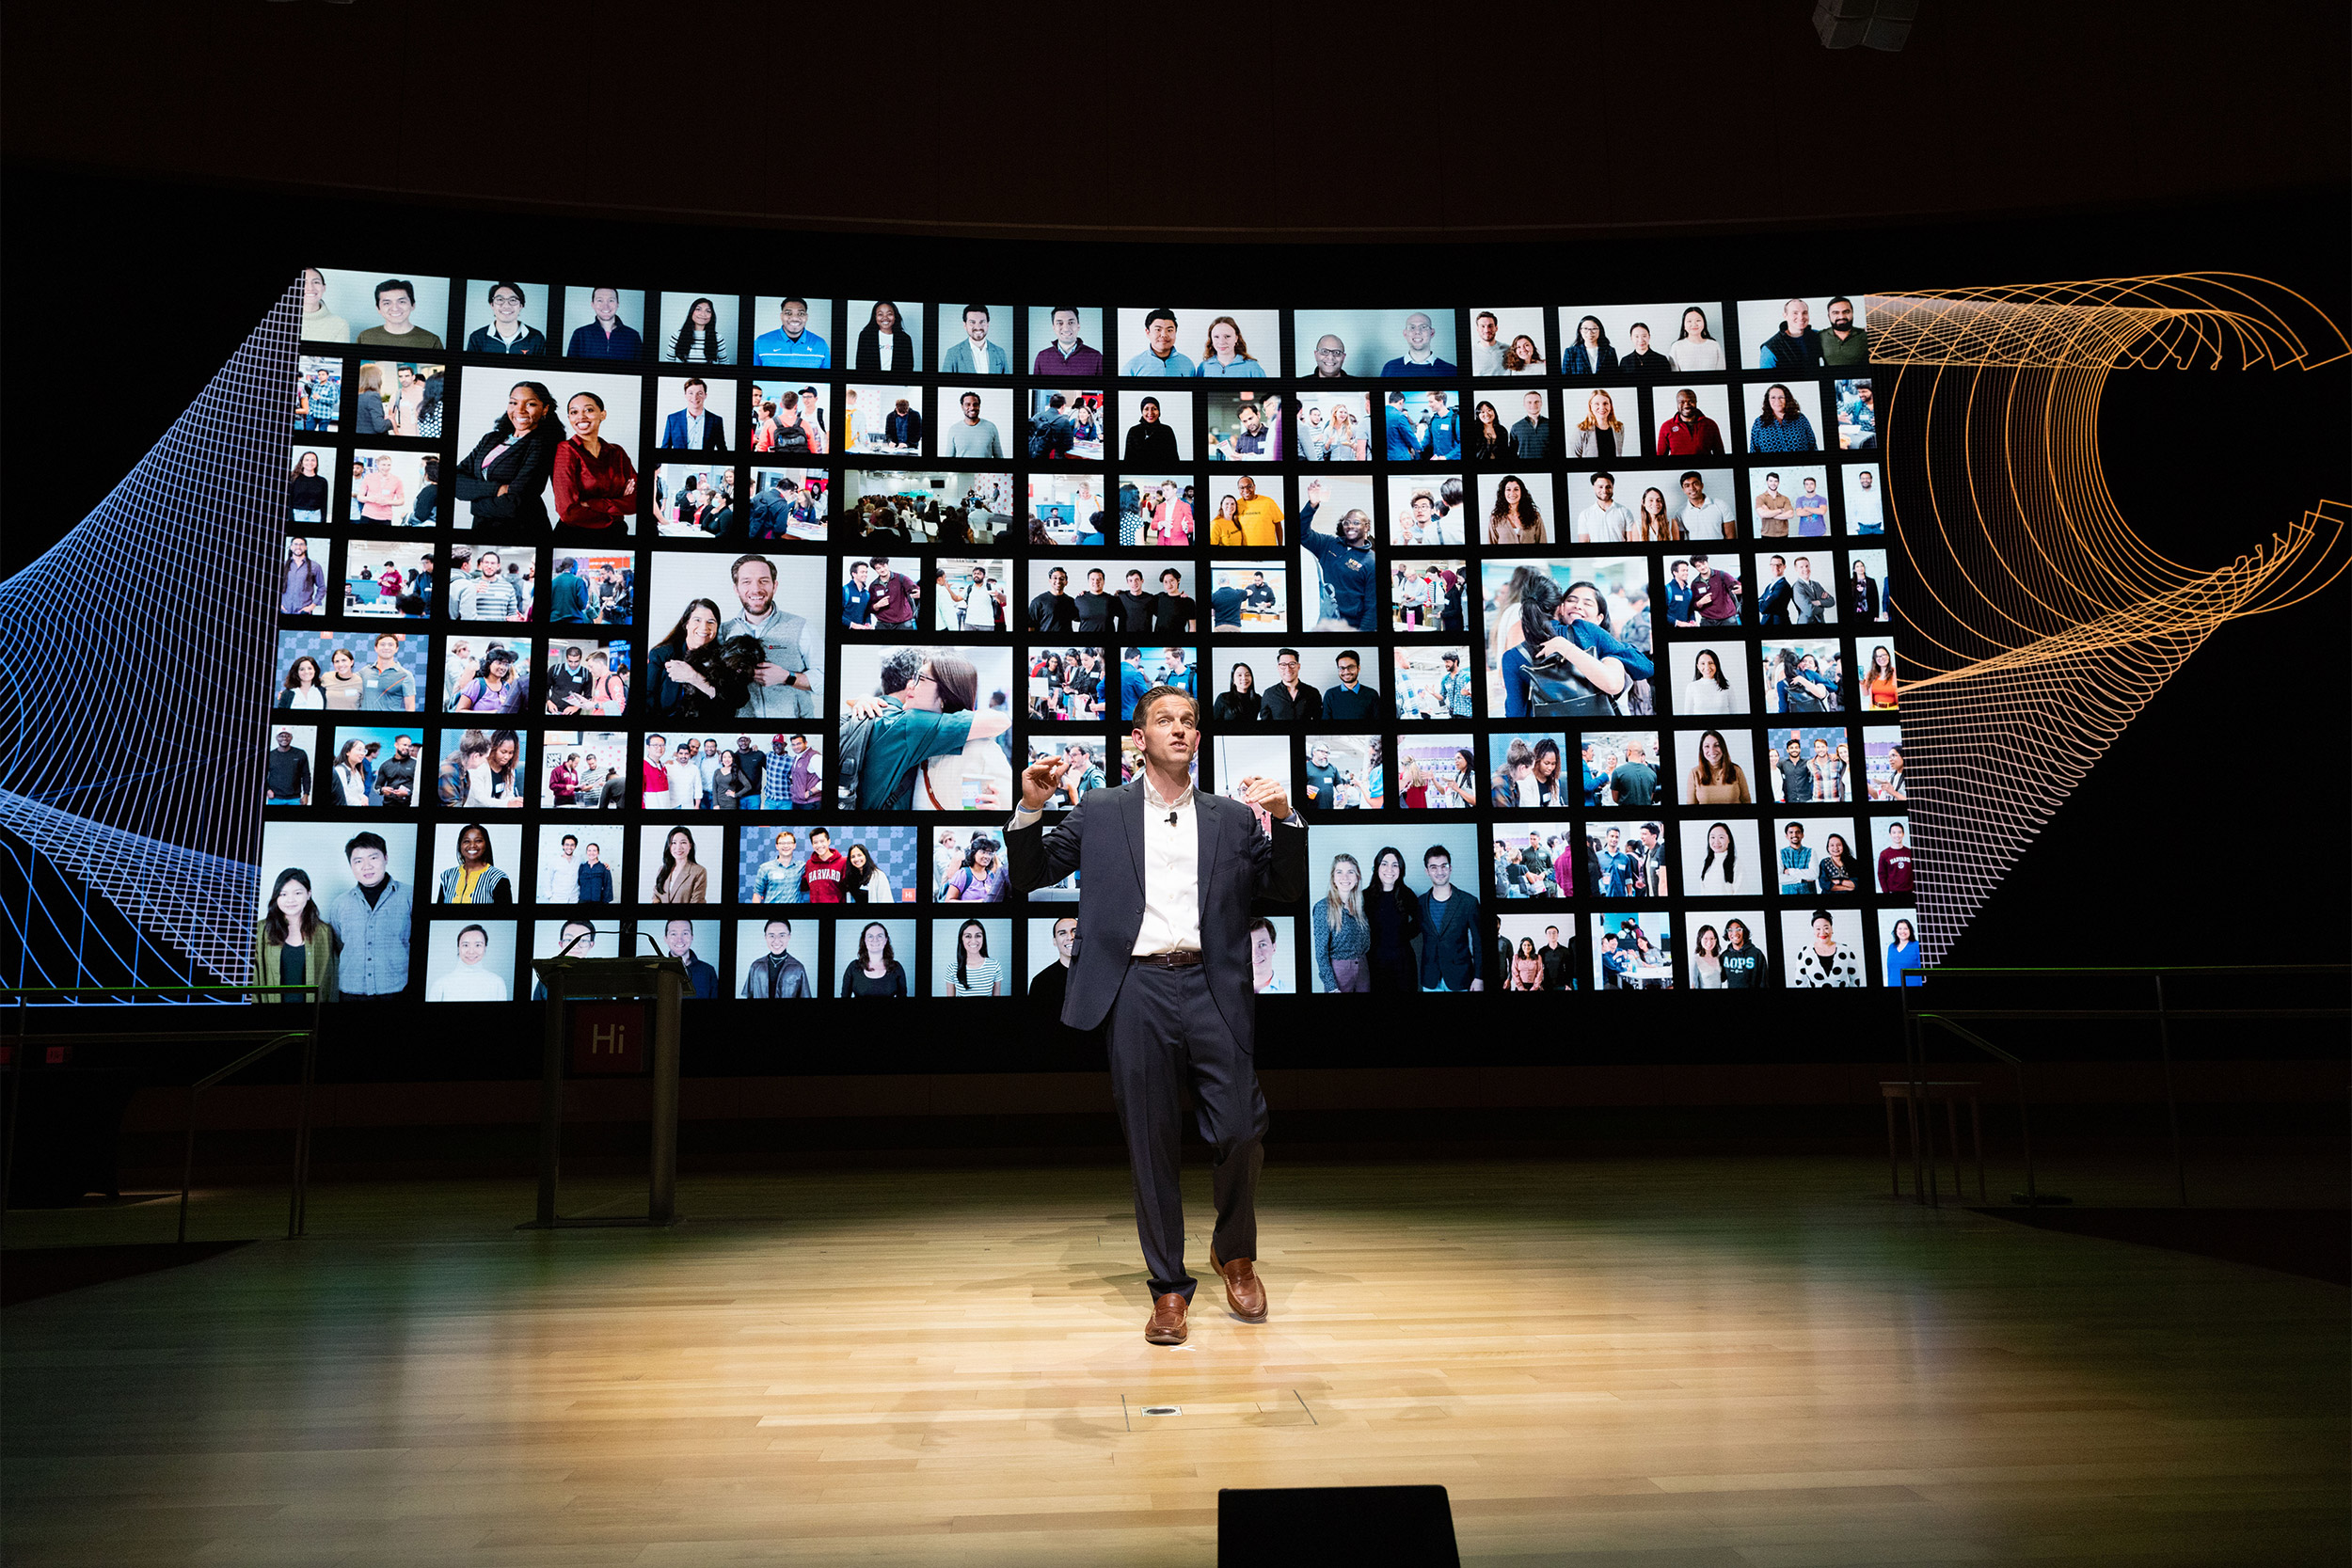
0;280;300;993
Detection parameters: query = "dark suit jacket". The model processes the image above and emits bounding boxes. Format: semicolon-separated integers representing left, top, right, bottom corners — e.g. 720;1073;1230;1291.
1008;782;1307;1051
854;325;919;373
1417;886;1483;989
661;409;728;451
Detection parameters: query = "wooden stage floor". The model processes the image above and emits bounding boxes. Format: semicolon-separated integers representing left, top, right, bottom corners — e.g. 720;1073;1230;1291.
5;1158;2346;1566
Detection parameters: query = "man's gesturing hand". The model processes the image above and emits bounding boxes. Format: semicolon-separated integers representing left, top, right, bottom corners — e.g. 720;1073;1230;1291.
1235;774;1291;820
1020;756;1068;812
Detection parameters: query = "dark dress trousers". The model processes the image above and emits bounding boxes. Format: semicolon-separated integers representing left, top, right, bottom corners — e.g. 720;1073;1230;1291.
1008;781;1308;1301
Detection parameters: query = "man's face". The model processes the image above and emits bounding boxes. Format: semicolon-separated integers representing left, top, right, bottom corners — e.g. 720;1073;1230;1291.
850;563;869;585
765;923;792;955
1593;477;1614;506
1764;476;1782;494
1236;476;1256;500
1889;825;1906;845
1053;309;1080;346
1523;392;1543;419
1048;570;1067;593
1126;573;1144;593
961;394;980;422
593;288;619;324
1784;300;1810;334
1859;472;1873;491
1088;572;1105;593
1829;300;1855;330
1279;655;1300;684
1676;389;1697;419
683;383;707;416
1403;313;1434;353
780;300;807;335
1476;314;1498;343
789;736;807;755
1795;559;1813;579
1337;656;1359;686
963;309;989;344
1425;854;1453;888
1673;562;1692;585
734;562;775;615
275;731;292;749
665;921;692;958
701;739;717;755
1313;337;1347;373
1605;830;1621;849
1239;407;1261;432
1055;918;1079;959
1132;693;1198;767
1641;827;1660;849
348;847;388;888
775;834;797;861
376;287;413;326
1311;746;1329;768
1147;316;1176;355
564;648;583;668
394;737;413;757
1161;573;1181;594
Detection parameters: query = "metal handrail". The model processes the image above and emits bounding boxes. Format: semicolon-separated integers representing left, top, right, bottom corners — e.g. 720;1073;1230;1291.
1895;963;2349;1211
3;981;328;1243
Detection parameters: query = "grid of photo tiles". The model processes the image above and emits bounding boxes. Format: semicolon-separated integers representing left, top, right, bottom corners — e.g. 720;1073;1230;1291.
268;273;1913;1001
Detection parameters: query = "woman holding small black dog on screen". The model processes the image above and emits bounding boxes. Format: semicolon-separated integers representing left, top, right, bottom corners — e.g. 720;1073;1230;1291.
648;596;755;721
454;381;562;534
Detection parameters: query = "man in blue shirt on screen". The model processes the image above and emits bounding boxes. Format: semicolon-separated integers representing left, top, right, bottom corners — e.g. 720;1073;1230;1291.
753;297;830;368
1379;312;1458;376
566;287;644;359
1594;829;1636;898
1383;392;1424;460
1424;389;1461;458
1124;309;1195;376
1298;506;1376;630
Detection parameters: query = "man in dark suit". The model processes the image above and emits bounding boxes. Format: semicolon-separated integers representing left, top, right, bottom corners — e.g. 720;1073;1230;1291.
660;378;727;451
1415;846;1485;991
1008;685;1306;1346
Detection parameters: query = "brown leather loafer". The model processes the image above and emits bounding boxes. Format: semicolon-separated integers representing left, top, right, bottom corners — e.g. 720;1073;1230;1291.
1145;1291;1188;1345
1207;1246;1267;1323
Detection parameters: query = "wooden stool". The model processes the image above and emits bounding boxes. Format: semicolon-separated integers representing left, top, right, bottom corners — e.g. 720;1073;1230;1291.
1880;1081;1985;1204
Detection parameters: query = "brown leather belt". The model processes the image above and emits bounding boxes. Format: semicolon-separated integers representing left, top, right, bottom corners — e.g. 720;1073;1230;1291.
1130;950;1204;968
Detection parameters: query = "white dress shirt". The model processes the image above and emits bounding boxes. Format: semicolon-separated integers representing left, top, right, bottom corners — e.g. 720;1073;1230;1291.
1131;775;1201;956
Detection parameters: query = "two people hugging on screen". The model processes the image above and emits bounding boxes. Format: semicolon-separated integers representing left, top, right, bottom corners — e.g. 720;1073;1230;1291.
842;647;1013;812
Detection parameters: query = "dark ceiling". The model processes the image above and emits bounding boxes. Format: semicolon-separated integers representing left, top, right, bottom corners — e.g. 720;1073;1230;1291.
6;2;2344;241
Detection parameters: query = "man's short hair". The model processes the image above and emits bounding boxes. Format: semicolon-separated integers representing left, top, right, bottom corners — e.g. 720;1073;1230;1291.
562;833;578;846
766;917;793;931
373;278;416;306
1277;647;1299;661
1592;470;1613;487
1476;310;1497;325
1161;569;1181;584
1765;471;1780;483
731;553;775;582
1145;308;1176;330
962;304;989;320
1336;649;1360;666
683;377;708;393
1679;470;1703;486
344;832;389;861
1422;846;1452;866
1047;392;1068;409
1132;685;1200;727
1051;305;1081;321
1827;294;1852;310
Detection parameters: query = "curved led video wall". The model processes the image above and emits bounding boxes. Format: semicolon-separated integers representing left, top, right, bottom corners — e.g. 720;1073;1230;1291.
10;271;1927;1000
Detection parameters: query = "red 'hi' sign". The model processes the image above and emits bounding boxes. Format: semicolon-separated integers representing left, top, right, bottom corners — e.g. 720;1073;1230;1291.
568;1001;647;1075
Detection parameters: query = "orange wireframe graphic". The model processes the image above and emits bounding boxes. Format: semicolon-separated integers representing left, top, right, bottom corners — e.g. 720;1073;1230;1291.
1862;274;2349;963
